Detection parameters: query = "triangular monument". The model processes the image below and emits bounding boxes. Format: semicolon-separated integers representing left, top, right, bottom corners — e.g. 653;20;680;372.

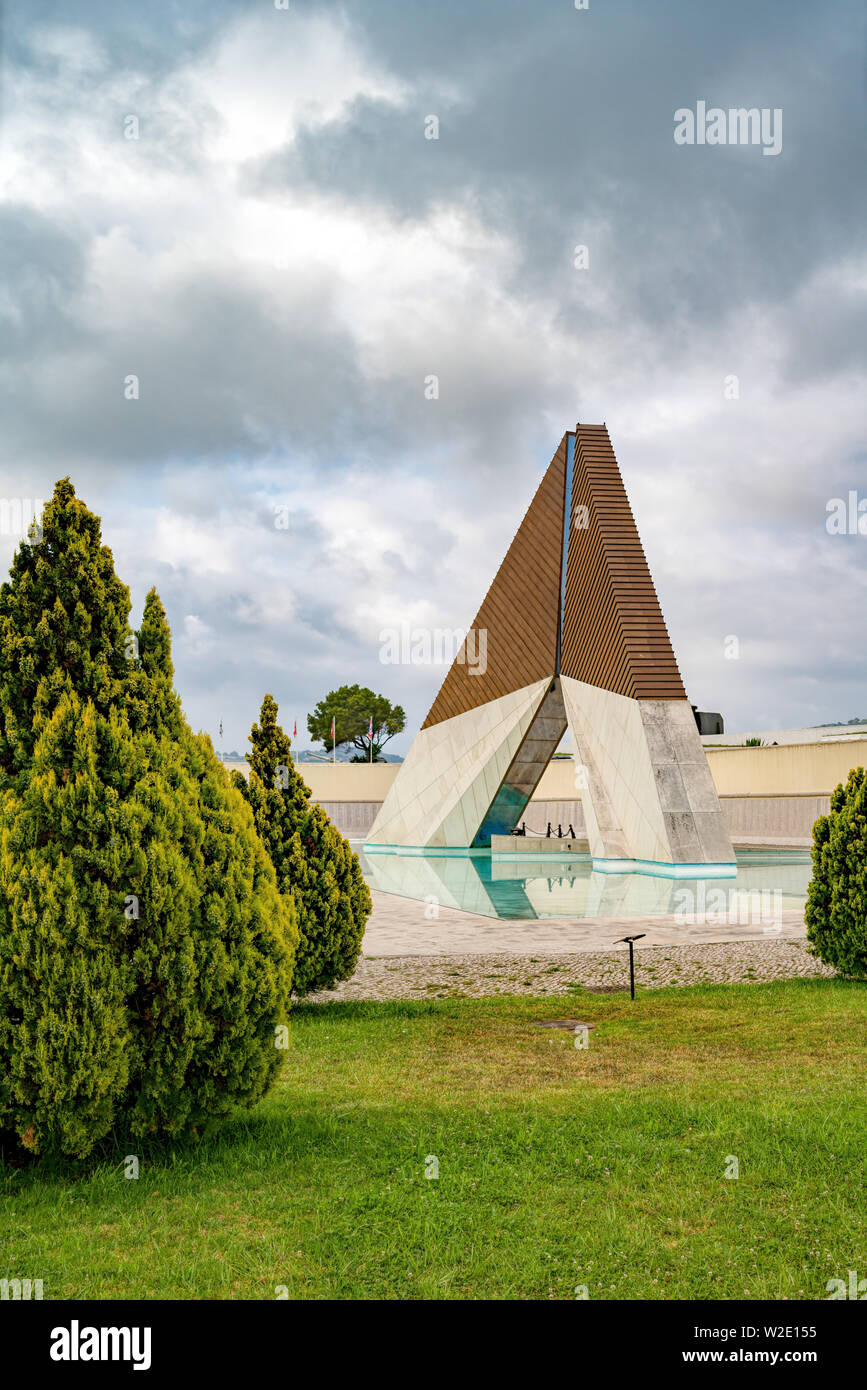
366;425;735;872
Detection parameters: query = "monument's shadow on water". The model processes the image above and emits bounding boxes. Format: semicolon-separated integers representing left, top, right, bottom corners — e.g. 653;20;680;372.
358;850;812;921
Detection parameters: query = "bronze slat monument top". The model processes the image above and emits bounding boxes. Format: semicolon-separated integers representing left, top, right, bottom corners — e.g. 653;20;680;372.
561;424;686;700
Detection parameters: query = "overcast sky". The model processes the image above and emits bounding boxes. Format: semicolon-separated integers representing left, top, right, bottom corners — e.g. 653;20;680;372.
1;0;865;754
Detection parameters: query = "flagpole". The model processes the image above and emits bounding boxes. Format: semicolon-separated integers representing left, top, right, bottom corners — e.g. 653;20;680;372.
369;714;373;765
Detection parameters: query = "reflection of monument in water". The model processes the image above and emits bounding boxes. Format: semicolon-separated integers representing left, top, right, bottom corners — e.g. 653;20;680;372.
366;424;735;875
359;849;811;922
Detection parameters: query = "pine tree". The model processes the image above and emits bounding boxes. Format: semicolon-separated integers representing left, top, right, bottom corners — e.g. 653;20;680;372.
0;480;298;1158
233;695;371;996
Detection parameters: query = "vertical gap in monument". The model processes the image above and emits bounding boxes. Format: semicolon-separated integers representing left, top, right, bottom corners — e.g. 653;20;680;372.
469;681;569;847
556;431;576;676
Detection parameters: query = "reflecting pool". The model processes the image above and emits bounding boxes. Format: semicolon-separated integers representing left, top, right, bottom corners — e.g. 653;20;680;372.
355;848;812;921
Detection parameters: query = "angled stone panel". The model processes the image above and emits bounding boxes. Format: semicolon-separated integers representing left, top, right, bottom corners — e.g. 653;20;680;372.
366;679;551;849
561;675;735;868
561;676;664;862
639;699;736;865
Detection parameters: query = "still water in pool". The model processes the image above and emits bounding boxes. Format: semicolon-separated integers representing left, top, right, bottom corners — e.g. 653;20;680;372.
355;849;812;921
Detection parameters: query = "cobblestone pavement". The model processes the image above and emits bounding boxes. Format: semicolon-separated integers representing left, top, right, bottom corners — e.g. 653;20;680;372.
309;938;834;1002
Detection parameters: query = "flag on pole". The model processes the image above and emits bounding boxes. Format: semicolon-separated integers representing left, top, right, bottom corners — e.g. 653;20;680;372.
293;720;297;738
330;716;335;741
368;715;373;740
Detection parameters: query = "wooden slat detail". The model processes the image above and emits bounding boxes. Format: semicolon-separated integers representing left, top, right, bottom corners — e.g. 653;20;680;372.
421;436;567;729
561;424;686;699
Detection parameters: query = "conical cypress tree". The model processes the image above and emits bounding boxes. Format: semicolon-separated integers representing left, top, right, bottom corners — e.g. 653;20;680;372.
0;478;133;782
0;481;298;1158
233;695;371;996
806;766;867;977
134;588;180;736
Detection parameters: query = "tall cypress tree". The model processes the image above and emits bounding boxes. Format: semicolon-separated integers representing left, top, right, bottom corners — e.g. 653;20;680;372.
234;695;370;996
0;478;132;782
0;481;298;1158
134;587;180;736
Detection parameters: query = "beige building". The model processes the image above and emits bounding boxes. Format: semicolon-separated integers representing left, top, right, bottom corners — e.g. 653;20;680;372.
225;735;866;847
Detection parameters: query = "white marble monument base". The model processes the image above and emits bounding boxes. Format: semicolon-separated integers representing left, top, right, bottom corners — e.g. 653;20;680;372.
365;675;736;874
560;676;736;871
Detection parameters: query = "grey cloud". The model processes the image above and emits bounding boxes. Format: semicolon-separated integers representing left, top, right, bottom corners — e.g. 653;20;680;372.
254;0;866;343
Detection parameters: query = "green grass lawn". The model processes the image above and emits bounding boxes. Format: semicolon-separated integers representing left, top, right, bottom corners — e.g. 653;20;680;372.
2;977;865;1300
